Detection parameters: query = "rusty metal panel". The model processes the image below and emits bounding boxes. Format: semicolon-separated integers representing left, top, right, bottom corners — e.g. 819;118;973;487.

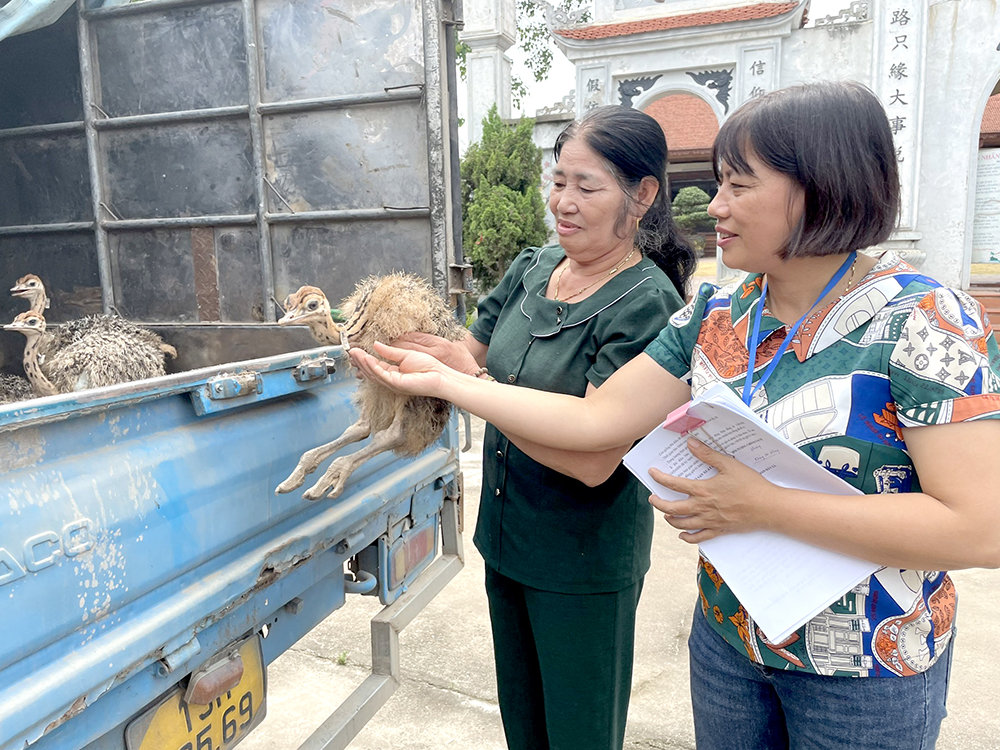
257;0;425;103
91;2;249;118
109;228;198;321
0;13;82;129
0;134;92;226
263;101;430;213
191;226;221;321
216;226;265;322
270;218;432;306
108;225;264;323
102;120;255;219
141;323;317;371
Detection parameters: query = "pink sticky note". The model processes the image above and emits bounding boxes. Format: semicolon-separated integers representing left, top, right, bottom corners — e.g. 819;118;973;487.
661;401;705;435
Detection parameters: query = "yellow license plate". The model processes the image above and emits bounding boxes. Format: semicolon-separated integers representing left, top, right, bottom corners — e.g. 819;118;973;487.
125;635;266;750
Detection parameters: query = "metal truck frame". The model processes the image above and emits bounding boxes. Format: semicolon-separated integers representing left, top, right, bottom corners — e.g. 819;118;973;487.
0;0;467;747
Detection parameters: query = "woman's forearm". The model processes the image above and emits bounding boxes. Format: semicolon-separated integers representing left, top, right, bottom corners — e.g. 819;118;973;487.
759;487;1000;571
506;433;630;486
440;372;627;450
655;421;1000;571
362;346;689;452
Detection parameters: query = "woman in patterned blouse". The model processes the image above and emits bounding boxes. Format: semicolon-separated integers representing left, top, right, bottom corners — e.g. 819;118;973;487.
351;82;1000;750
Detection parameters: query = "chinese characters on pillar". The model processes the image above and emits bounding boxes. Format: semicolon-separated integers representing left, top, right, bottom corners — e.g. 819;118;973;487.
877;0;922;229
738;45;777;111
586;78;602;110
580;67;607;113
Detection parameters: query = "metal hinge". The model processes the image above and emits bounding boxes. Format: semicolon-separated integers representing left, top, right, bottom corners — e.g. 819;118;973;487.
449;261;473;296
206;371;262;400
442;0;464;27
292;356;337;383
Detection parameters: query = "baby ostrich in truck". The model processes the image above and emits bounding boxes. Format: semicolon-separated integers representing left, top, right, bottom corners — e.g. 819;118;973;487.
277;272;465;500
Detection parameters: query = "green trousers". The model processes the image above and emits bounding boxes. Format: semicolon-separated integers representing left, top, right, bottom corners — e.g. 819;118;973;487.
485;566;644;750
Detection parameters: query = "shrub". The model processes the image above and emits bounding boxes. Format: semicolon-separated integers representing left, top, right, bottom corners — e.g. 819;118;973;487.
671;186;717;235
461;106;549;292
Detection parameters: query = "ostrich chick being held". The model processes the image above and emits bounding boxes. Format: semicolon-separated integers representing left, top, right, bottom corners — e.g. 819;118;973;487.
276;273;465;500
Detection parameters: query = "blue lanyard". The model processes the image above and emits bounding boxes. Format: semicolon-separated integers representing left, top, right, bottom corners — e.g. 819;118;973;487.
742;251;857;405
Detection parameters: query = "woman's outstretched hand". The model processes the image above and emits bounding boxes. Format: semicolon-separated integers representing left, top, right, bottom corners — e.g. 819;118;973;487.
391;332;481;376
349;341;449;396
647;438;780;543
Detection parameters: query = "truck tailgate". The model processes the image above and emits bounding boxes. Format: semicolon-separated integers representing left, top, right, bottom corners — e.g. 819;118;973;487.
0;345;462;750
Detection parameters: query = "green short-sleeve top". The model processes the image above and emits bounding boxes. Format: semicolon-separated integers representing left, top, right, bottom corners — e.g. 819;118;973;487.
469;245;685;594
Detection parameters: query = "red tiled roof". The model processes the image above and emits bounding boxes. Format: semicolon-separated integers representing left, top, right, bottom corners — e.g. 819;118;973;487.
553;2;799;40
645;94;719;152
982;94;1000;136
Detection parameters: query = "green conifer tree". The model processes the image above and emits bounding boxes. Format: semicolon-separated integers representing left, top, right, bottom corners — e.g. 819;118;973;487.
461;106;550;291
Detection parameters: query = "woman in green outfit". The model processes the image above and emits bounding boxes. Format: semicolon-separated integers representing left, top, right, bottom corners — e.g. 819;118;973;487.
394;106;696;749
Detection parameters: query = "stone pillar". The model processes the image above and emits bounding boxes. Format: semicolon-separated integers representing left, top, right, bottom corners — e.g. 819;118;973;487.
873;0;926;266
460;0;517;144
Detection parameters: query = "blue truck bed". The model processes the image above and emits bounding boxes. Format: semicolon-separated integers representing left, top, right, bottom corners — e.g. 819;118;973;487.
0;345;464;750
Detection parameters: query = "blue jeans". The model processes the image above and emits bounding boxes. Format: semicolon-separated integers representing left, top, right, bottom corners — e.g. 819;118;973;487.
688;607;952;750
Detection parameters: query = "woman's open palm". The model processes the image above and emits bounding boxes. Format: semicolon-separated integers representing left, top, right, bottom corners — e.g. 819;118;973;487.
350;341;447;396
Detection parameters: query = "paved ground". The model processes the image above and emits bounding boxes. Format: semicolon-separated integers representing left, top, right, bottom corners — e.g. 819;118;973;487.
241;416;1000;750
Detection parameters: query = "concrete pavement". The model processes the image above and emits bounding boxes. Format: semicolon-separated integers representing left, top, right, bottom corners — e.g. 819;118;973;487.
241;416;1000;750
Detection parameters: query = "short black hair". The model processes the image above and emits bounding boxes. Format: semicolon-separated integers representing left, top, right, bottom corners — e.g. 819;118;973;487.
712;81;900;259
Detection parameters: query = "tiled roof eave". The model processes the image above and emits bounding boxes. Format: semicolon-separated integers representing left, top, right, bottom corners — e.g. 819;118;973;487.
553;2;801;42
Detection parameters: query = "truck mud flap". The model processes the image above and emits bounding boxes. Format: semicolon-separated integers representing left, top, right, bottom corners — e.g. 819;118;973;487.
295;495;463;750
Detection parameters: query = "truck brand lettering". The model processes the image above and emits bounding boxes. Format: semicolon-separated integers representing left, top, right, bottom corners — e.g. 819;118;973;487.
24;531;61;572
0;548;27;587
0;518;95;588
63;518;95;556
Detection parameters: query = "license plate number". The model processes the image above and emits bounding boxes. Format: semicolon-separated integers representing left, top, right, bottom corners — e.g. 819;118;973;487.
125;635;266;750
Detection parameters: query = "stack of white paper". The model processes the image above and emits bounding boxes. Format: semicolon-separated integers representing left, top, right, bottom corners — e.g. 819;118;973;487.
623;383;879;643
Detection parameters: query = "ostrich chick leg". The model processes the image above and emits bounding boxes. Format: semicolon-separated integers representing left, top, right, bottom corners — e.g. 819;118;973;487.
302;416;409;501
276;418;371;494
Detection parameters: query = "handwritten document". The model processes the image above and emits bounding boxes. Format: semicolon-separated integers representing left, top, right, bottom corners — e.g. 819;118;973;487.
624;384;878;643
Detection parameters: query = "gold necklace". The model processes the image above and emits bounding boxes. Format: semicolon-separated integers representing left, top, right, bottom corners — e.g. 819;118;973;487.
842;255;859;294
554;247;636;302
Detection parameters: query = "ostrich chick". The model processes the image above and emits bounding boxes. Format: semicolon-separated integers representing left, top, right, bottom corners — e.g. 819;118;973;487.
0;373;33;405
10;274;49;313
11;273;177;363
5;311;171;396
276;273;466;500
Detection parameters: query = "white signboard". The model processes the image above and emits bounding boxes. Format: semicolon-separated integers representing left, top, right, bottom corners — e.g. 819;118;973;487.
973;149;1000;263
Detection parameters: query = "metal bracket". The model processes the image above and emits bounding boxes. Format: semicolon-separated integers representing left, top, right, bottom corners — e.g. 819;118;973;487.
206;371;262;400
293;356;338;383
448;261;473;297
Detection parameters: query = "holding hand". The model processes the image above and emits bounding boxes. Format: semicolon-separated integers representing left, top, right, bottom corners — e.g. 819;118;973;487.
349;341;450;396
390;332;482;376
648;438;784;544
